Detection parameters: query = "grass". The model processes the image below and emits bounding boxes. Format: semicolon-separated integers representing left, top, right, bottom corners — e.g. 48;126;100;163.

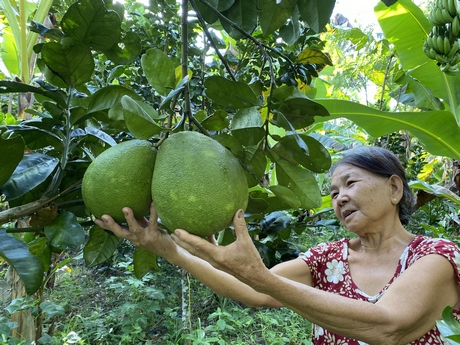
1;248;313;345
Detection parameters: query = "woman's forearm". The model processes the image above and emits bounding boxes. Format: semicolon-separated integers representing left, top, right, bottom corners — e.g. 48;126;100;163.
169;247;282;308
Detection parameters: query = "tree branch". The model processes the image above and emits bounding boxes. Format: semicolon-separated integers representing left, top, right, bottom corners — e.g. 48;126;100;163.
0;179;81;225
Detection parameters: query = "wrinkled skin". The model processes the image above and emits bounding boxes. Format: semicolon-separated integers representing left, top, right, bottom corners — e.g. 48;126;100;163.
172;209;270;287
95;203;270;288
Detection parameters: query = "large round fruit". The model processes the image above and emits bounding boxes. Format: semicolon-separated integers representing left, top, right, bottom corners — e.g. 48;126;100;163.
151;131;248;237
82;139;157;223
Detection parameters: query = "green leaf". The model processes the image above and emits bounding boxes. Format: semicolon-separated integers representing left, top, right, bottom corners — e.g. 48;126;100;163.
121;95;164;139
5;297;35;314
271;85;330;129
1;27;19;76
141;48;176;96
5;124;62;149
195;0;219;24
297;0;336;33
83;225;123;267
393;74;444;110
104;32;141;65
1;153;59;200
242;142;267;188
437;306;460;343
86;85;142;116
221;0;257;40
0;136;24;188
409;181;460;207
231;107;265;146
297;47;333;66
216;0;235;11
217;228;236;246
0;81;67;108
271;134;331;173
233;127;265;147
258;0;297;37
204;76;262;109
159;75;189;110
316;99;460;160
279;9;301;45
274;158;322;209
201;109;230;131
44;211;86;251
232;106;263;129
269;185;301;209
84;127;117;146
61;0;121;51
246;191;270;214
276;97;330;129
40;301;65;318
212;133;245;159
28;237;52;272
41;39;94;88
133;247;160;279
194;0;235;22
0;229;44;295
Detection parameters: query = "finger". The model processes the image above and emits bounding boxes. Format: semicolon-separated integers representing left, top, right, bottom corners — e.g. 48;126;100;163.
135;203;158;228
148;202;159;228
172;230;216;257
122;207;145;234
232;209;248;238
94;215;130;238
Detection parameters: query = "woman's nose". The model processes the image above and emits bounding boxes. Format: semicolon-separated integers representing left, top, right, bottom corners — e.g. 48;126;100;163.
335;192;348;206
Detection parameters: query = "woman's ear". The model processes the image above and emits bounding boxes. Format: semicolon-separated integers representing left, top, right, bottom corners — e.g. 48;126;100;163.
389;175;404;202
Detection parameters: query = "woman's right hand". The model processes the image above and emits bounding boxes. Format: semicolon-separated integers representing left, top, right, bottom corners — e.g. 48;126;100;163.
94;202;179;260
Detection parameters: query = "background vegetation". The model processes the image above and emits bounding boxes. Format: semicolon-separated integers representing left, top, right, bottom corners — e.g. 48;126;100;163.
0;0;459;343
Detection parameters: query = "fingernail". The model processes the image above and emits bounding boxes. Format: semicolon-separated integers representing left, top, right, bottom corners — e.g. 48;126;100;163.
123;211;129;216
237;210;243;219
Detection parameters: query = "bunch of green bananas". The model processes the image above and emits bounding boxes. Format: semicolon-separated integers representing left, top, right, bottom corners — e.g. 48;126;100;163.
424;0;460;75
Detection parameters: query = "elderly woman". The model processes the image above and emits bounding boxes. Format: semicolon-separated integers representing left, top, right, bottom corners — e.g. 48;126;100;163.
96;145;460;344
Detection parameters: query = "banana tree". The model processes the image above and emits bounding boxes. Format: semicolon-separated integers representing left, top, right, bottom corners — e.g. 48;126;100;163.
0;0;54;117
315;0;460;161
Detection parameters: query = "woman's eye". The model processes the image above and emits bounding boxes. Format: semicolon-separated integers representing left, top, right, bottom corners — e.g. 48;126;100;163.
347;180;355;186
331;192;338;199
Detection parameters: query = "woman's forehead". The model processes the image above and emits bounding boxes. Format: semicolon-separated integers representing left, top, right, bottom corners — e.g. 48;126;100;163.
331;163;363;178
330;164;377;188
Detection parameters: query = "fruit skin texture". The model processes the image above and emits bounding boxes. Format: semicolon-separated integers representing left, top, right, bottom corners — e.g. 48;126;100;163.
82;139;157;223
151;131;248;237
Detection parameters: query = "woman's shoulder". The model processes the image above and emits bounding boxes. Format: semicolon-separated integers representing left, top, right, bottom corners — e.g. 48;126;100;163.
409;235;460;257
404;235;460;280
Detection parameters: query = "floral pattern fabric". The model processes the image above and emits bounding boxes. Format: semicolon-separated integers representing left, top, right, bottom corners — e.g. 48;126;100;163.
300;235;460;344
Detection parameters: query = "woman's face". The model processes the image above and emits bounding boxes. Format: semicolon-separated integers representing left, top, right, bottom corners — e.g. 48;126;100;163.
330;163;396;234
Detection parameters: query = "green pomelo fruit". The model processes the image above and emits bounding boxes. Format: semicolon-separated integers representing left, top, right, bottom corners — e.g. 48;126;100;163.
82;139;157;223
151;131;248;237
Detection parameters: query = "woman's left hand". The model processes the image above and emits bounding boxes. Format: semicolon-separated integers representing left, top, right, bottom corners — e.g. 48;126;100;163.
171;209;271;289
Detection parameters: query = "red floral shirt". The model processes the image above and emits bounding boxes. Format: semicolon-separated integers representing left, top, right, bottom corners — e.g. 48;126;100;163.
300;235;460;344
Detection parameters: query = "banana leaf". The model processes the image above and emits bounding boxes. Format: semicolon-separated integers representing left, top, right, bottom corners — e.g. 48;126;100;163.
375;0;460;124
316;99;460;160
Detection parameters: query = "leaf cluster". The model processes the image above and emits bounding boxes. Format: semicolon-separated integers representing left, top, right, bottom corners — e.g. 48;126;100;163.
0;0;337;299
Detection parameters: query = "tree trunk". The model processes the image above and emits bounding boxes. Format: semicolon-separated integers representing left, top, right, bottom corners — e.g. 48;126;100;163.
7;266;35;341
7;218;36;341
